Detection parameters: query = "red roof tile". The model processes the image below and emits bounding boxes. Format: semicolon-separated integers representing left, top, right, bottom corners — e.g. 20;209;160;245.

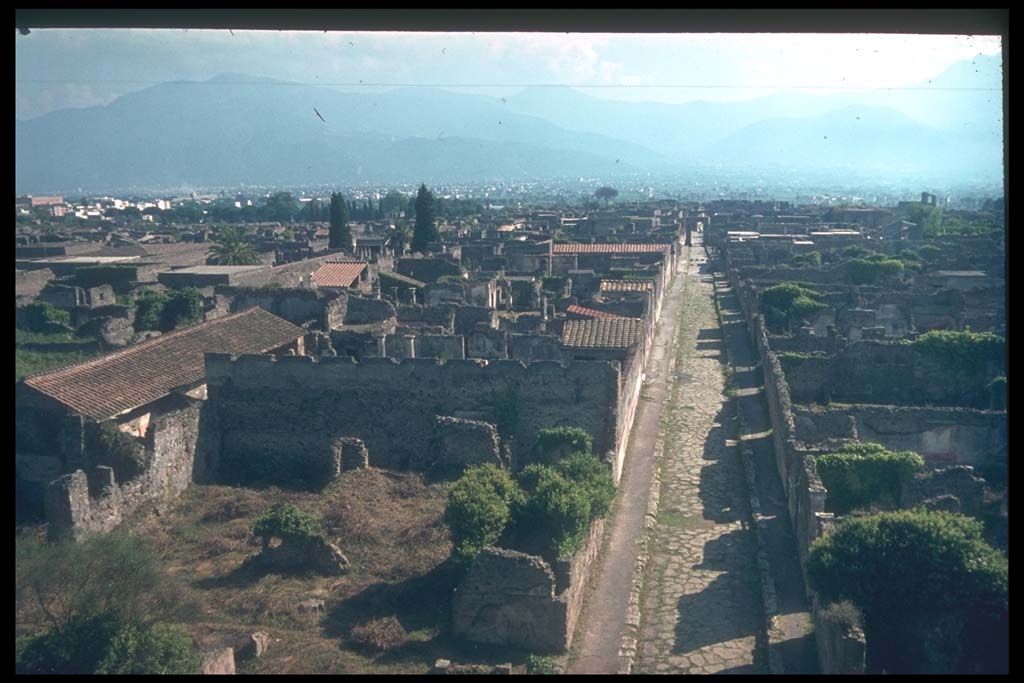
23;308;304;420
561;318;644;349
311;261;368;288
600;279;654;292
552;243;671;254
566;304;630;320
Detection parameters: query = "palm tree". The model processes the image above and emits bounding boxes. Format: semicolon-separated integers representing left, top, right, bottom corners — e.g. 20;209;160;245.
208;227;261;265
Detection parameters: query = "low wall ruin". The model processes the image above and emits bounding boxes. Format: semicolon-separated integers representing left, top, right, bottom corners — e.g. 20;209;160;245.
452;518;604;653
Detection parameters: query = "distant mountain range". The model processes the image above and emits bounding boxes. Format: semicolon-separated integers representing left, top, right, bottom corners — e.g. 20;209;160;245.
15;55;1003;194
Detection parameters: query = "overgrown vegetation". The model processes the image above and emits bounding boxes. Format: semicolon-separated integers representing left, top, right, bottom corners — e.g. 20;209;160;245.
19;301;71;332
535;426;594;466
444;464;522;563
815;442;924;514
445;432;614;561
791;250;822;267
134;287;203;332
908;330;1005;383
252;504;321;549
759;282;828;332
847;256;905;285
15;532;198;674
525;654;559;674
807;509;1007;673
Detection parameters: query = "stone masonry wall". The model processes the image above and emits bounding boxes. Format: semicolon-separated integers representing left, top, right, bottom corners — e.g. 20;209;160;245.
452;517;605;653
205;354;621;473
45;398;205;539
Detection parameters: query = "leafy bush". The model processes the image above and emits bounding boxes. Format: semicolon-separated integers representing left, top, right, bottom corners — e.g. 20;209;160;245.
516;464;592;557
445;464;523;561
848;257;904;284
350;616;408;652
251;504;321;548
815;443;924;514
760;282;828;330
535;426;594;465
553;452;615;520
807;509;1007;673
525;654;559;674
134;291;169;332
16;532;194;632
910;330;1005;381
134;288;203;332
160;287;203;329
818;600;864;632
20;302;71;332
92;421;146;481
792;251;822;267
17;612;196;675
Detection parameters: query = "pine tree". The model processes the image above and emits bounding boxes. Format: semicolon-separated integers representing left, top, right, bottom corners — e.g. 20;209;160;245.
412;183;437;253
329;192;351;250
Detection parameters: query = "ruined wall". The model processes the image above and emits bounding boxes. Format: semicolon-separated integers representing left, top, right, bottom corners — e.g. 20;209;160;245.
508;334;564;364
206;355;621;473
220;286;343;328
452;518;605;653
432;416;503;470
779;342;994;408
346;296;397;324
417;334;466;360
15;267;57;302
45;398;206;539
792;405;1007;470
467;328;508;359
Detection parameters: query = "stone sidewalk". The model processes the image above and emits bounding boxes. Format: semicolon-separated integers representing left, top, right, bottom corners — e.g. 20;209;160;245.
634;241;768;674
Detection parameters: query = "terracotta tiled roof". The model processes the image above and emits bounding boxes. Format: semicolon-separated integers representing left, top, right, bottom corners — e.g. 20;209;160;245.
561;318;644;349
600;279;654;293
565;304;629;320
552;243;671;254
311;261;368;288
23;308;304;421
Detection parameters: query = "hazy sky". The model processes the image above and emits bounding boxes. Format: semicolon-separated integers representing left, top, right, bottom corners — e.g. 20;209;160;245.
16;30;1002;120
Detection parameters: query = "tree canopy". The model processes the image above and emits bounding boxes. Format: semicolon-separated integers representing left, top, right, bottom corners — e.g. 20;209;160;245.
412;183;438;252
595;186;619;203
208;227;261;265
329;191;352;250
807;509;1007;673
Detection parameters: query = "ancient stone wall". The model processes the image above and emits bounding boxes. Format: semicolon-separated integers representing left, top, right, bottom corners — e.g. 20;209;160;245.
45;398;205;539
813;596;867;674
205;354;621;473
792;405;1007;469
508;334;564;364
432;416;503;470
416;333;466;360
452;517;605;653
346;296;397;324
467;328;508;359
15;267;57;302
220;286;343;328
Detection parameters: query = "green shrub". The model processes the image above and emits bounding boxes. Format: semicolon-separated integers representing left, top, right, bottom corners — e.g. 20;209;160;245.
535;426;594;465
840;245;874;260
445;464;523;562
760;282;828;330
17;612;196;675
516;464;592;557
792;251;822;267
20;302;71;332
807;509;1007;673
553;452;615;520
92;421;146;481
134;291;169;332
525;654;559;674
251;504;321;548
848;257;904;284
910;330;1005;381
160;287;203;330
815;443;924;514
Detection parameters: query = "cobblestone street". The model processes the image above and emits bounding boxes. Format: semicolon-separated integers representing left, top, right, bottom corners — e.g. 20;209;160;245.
634;243;767;674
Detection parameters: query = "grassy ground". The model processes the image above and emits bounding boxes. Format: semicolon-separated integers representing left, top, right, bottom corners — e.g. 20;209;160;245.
15;329;102;382
128;469;532;674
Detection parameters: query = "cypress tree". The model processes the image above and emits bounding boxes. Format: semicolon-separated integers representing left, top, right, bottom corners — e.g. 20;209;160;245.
329;192;351;250
412;183;437;253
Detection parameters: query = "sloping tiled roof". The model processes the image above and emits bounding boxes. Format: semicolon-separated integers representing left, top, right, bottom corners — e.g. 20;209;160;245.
600;279;654;293
552;243;671;254
565;304;629;320
561;318;644;349
23;308;304;421
311;261;368;288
